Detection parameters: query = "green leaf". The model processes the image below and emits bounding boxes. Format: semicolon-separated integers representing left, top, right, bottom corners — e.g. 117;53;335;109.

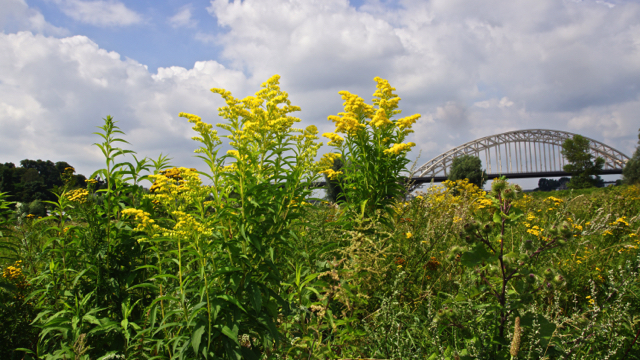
191;325;206;354
509;207;524;218
249;282;262;311
82;314;101;326
521;313;556;349
461;244;495;267
538;315;556;349
493;211;503;224
454;293;467;302
217;294;247;313
229;273;241;293
221;324;240;345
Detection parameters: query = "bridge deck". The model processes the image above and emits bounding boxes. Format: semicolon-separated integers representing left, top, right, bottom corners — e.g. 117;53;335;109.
311;169;622;188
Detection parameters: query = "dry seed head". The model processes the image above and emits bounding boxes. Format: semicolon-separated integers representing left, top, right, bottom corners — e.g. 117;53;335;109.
510;316;521;357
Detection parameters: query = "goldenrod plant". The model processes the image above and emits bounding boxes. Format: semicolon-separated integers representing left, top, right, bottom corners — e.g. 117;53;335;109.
320;77;421;217
0;77;638;359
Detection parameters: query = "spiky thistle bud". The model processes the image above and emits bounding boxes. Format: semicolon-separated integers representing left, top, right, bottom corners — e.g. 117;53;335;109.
492;179;507;193
510;316;521;357
526;273;536;284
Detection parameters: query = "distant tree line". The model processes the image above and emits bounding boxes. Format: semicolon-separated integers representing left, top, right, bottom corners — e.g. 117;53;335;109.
623;128;640;185
0;159;88;214
536;177;570;191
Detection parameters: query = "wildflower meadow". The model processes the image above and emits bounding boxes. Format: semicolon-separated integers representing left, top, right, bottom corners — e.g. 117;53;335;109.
1;76;639;359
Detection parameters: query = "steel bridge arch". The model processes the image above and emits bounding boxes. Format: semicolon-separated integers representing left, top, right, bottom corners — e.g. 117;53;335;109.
415;129;630;179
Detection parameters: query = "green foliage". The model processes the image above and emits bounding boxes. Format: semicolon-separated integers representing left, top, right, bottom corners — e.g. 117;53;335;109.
449;155;487;189
27;200;47;217
452;177;572;357
0;160;87;206
324;157;345;203
320;77;422;217
561;134;605;189
623;128;640;185
1;77;639;359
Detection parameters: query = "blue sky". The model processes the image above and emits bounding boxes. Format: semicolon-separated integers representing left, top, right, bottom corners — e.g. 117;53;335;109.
1;0;638;189
20;0;227;72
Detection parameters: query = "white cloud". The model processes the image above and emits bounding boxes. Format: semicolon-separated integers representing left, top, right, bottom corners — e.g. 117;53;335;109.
0;31;248;176
169;5;197;28
0;0;69;36
474;97;514;109
2;0;640;179
435;101;468;126
49;0;143;27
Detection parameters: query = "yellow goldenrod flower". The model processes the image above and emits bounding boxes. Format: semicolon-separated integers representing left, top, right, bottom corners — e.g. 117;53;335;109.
322;132;344;146
319;169;343;180
395;113;421;130
383;142;416;156
370;108;393;127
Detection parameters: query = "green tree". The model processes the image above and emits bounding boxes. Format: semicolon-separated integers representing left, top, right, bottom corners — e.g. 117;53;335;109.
0;160;87;205
0;162;19;197
561;134;604;189
623;128;640;185
537;177;569;191
449;155;487;189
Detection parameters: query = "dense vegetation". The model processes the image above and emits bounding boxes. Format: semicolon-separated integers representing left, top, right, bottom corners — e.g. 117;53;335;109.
1;76;639;360
0;160;88;205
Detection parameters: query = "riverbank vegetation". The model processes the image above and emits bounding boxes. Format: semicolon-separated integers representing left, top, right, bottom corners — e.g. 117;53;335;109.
1;76;639;359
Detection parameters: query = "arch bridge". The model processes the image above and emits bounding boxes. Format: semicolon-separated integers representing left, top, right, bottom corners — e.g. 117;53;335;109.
412;129;629;184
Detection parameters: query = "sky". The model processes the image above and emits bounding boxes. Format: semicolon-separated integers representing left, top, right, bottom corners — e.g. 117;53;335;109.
1;0;639;190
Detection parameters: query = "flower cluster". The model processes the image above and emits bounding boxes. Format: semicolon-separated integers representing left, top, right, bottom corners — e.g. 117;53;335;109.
328;91;374;135
180;112;222;154
2;261;23;280
512;193;534;210
609;217;629;227
383;142;416;156
322;132;344;146
477;198;493;209
370;108;393;128
544;196;563;211
66;188;89;203
121;208;158;235
603;216;633;240
321;169;343;180
395;114;421;131
147;167;204;210
165;210;212;238
526;225;545;238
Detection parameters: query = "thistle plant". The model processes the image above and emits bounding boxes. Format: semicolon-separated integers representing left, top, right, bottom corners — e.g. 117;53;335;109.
452;177;576;357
